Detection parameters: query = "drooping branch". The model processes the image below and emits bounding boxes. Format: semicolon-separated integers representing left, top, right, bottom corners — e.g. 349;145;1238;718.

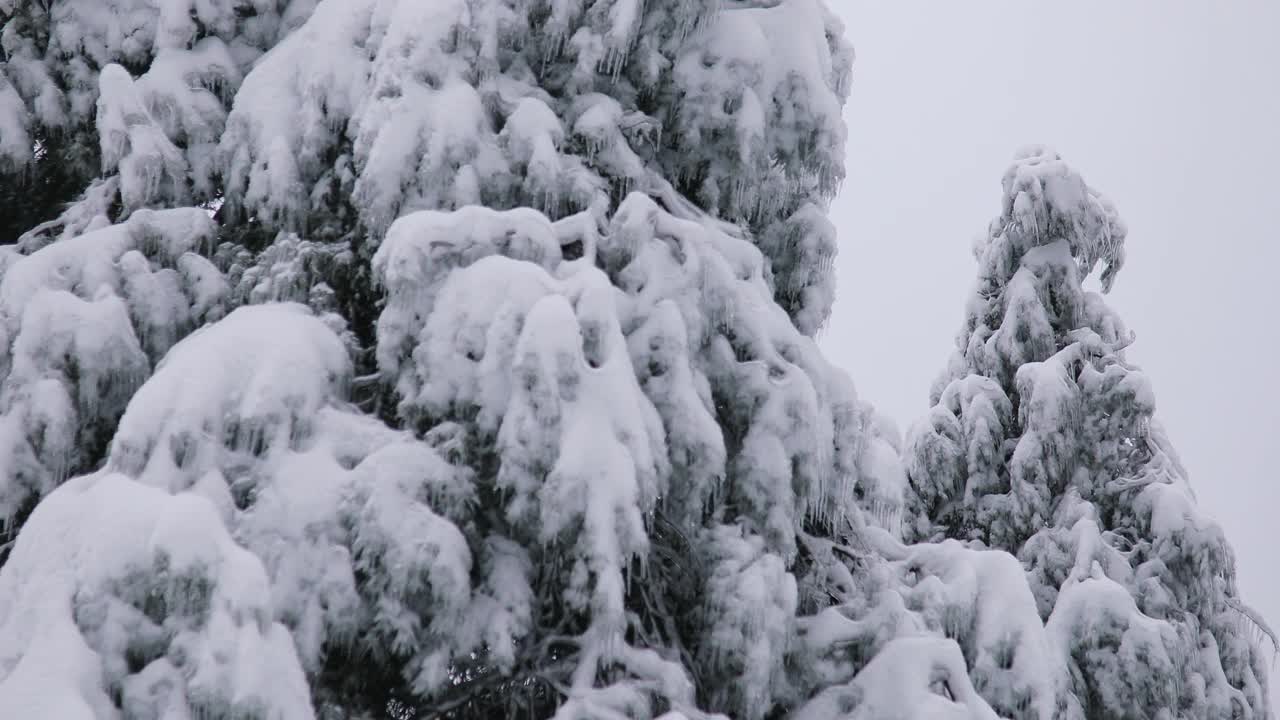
719;0;785;9
1227;597;1279;660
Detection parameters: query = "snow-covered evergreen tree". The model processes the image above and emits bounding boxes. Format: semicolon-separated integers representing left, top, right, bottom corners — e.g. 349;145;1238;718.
0;1;943;718
905;146;1273;718
0;1;1271;718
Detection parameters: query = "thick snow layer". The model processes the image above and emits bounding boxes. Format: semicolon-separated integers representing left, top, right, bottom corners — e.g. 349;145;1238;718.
0;0;166;136
221;0;546;229
353;0;503;227
97;63;190;209
676;0;847;192
493;270;671;677
0;0;314;222
373;205;565;417
700;525;798;720
95;300;544;705
0;72;31;168
0;289;147;493
368;191;899;716
0;208;224;532
1046;572;1180;717
219;0;376;226
0;473;313;720
109;303;351;490
859;431;907;539
1000;146;1127;291
605;191;856;547
131;38;242;198
897;542;1060;719
792;637;1000;720
377;193;875;565
209;0;850;334
0;208;216;324
627;297;727;525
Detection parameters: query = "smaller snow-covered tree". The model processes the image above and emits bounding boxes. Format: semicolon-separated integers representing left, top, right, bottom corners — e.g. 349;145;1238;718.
904;147;1271;718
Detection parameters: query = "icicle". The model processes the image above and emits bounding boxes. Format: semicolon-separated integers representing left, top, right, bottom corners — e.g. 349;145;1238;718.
1227;597;1279;659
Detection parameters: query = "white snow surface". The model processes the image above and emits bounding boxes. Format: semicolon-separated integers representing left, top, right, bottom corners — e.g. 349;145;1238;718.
793;636;1001;720
0;208;224;528
108;303;352;489
0;472;312;720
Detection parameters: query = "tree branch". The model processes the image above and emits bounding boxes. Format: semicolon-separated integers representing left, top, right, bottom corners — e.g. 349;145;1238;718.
720;0;785;9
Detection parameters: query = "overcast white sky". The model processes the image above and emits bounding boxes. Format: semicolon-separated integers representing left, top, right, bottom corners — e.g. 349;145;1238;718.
821;0;1280;692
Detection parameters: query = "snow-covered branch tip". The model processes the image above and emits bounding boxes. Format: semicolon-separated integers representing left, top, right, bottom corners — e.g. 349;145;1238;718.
1227;597;1280;662
720;0;786;9
641;169;748;240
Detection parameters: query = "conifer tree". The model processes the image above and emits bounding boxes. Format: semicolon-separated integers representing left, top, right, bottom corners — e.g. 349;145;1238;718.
0;2;931;718
905;146;1272;718
0;2;1271;718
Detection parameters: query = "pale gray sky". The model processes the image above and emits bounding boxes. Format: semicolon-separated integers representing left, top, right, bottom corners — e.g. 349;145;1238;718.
822;0;1280;693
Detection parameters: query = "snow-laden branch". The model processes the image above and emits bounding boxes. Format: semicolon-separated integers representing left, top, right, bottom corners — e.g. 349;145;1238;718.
720;0;785;9
1227;597;1279;661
